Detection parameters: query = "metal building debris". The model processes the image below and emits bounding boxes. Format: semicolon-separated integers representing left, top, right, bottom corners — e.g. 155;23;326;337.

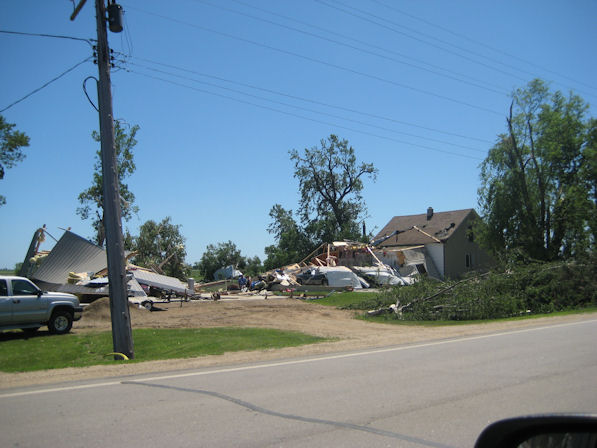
213;265;244;280
19;227;201;309
17;226;430;312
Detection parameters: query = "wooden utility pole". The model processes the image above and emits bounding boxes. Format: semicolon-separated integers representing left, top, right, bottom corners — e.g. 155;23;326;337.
70;0;135;359
95;0;134;359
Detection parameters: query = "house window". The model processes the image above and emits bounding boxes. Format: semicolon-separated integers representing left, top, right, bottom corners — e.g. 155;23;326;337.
465;254;473;268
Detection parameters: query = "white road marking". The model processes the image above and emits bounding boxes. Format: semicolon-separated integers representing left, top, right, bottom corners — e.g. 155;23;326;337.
2;318;595;399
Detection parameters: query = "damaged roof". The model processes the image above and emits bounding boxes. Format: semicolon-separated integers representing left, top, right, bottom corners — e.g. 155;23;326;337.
374;208;475;247
30;231;107;286
128;267;188;294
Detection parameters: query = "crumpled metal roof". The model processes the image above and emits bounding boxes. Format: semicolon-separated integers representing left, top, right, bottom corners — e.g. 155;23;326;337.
31;231;107;286
128;268;188;294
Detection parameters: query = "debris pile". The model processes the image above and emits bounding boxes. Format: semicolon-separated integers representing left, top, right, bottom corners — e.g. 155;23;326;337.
18;228;429;312
251;241;421;292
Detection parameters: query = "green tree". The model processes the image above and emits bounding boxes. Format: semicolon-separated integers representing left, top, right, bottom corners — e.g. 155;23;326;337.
264;204;314;270
77;121;139;246
132;217;188;280
580;118;597;251
290;135;377;243
264;136;376;268
0;114;30;206
196;241;246;281
478;79;595;260
243;256;263;277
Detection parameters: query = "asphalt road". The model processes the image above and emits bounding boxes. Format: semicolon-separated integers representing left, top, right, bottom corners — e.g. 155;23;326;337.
1;318;596;448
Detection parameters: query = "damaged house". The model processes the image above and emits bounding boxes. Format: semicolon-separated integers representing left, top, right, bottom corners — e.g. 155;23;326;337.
19;229;193;303
372;208;492;280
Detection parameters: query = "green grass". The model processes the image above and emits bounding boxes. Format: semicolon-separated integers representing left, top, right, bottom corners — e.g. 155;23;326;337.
309;291;381;307
189;269;204;282
0;327;327;373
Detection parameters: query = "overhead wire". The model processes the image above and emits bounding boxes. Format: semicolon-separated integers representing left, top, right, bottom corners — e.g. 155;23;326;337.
0;29;94;47
314;0;532;84
320;0;597;101
191;0;508;96
82;76;99;112
130;55;493;146
1;57;92;113
123;4;505;117
368;0;597;95
0;7;495;159
128;59;486;154
226;0;509;93
0;29;97;112
125;66;484;161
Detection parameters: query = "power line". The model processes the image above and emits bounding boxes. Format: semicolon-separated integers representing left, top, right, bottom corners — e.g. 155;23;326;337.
227;0;508;93
369;0;597;94
129;60;485;153
133;57;493;144
126;68;484;161
0;29;94;46
124;5;504;117
191;0;507;96
1;57;92;113
315;0;532;85
322;0;597;101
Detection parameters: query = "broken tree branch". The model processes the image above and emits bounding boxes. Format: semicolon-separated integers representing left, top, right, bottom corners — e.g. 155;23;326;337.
395;272;491;314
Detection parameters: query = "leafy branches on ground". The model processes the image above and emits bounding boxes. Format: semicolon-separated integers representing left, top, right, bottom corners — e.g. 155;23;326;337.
0;114;30;206
343;258;597;321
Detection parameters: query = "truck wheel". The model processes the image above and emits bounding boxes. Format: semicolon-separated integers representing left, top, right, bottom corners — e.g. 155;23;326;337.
48;310;73;334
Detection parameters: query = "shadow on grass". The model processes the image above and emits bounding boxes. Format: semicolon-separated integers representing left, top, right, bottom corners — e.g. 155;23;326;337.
0;329;55;342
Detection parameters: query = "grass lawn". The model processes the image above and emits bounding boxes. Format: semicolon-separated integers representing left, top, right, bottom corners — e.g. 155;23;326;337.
308;291;380;307
0;327;328;373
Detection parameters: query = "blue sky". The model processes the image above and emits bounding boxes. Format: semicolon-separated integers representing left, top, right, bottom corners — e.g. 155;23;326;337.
1;0;596;269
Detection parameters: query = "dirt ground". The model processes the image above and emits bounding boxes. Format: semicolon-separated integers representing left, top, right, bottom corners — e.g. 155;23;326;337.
2;295;595;389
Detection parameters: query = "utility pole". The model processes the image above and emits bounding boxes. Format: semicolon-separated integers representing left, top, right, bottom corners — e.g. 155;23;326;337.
95;0;134;360
72;0;134;359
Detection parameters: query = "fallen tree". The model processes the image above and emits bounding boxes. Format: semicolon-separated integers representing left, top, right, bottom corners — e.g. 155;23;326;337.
358;258;597;321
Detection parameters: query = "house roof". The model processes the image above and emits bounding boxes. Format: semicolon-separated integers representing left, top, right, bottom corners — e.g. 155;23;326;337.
373;208;475;247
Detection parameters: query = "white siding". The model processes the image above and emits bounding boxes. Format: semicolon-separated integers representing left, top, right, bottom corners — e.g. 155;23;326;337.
425;243;445;278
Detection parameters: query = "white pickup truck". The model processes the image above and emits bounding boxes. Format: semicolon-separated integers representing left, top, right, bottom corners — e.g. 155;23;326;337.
0;275;83;334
